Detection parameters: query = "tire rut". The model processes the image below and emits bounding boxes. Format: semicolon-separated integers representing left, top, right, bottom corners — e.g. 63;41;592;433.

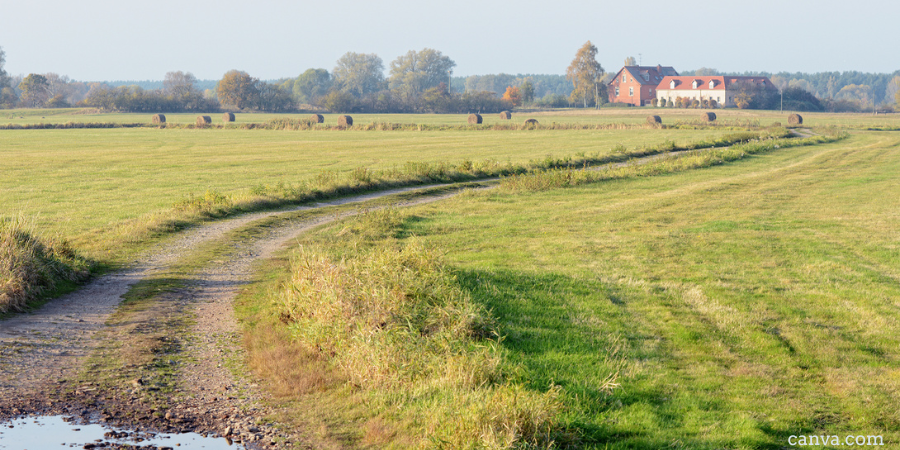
0;185;453;426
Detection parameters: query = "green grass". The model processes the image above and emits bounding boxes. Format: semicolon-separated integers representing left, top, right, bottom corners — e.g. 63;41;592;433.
0;126;734;256
267;130;900;448
3;107;899;129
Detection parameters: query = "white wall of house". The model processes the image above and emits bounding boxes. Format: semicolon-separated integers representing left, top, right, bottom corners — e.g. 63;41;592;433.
656;89;728;107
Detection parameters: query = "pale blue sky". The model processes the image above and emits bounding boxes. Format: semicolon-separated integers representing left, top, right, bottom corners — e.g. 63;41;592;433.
1;0;896;81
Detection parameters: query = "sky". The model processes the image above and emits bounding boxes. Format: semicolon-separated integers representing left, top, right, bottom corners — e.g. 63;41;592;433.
1;0;897;82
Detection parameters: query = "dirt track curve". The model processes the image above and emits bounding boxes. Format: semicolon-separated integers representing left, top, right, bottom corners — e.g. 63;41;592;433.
0;131;813;448
0;184;462;448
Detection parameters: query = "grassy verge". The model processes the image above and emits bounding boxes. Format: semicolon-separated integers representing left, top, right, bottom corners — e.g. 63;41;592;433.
238;209;565;449
367;131;900;448
75;183;485;417
501;131;845;192
238;130;893;448
0;217;92;314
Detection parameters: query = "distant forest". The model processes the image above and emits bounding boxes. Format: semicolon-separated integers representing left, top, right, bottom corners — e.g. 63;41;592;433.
2;43;898;113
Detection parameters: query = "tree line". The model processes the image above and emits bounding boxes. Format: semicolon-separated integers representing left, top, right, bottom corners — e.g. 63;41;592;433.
2;44;898;113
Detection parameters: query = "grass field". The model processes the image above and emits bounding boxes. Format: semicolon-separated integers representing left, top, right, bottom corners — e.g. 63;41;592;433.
254;130;900;448
4;108;900;448
3;107;899;128
0;126;736;254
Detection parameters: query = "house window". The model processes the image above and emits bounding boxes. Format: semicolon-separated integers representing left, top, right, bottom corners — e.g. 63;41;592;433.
622;74;626;83
615;87;619;96
629;87;634;96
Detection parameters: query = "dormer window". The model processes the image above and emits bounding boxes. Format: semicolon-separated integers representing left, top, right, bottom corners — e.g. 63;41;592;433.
670;80;676;89
642;73;649;81
692;80;698;89
709;80;715;89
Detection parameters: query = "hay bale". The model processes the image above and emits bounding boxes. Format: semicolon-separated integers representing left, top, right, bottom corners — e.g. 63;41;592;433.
647;115;662;125
338;115;353;127
151;114;166;124
468;113;483;124
499;111;512;120
196;115;212;126
788;114;803;125
523;118;539;126
310;114;324;124
701;112;717;122
222;112;235;123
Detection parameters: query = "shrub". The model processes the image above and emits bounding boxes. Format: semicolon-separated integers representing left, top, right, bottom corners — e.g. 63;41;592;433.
0;218;91;313
276;220;563;448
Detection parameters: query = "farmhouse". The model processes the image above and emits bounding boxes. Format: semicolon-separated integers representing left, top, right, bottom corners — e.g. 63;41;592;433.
607;65;679;106
655;76;775;108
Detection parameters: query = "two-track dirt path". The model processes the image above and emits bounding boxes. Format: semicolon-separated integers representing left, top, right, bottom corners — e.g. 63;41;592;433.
1;132;812;447
0;184;463;448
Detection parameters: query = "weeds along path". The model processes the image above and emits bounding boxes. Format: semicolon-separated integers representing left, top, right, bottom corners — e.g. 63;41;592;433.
0;184;461;414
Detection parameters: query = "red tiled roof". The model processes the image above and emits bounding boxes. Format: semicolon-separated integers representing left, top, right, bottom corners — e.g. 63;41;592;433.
609;65;679;86
657;76;773;91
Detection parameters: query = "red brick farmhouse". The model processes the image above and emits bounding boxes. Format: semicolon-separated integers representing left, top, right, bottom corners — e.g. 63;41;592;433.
607;65;678;106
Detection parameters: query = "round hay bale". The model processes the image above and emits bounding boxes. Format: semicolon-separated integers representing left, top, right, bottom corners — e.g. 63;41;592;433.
468;113;483;124
701;112;717;122
222;112;235;123
788;114;803;125
499;111;512;120
309;114;324;124
151;114;166;124
522;118;539;128
337;115;353;127
196;115;212;126
647;115;662;125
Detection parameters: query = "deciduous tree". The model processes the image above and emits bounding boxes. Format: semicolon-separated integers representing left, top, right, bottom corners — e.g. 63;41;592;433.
256;82;293;112
520;79;534;104
19;73;50;107
293;68;332;105
502;86;522;107
0;46;9;89
333;52;384;98
388;48;455;102
835;84;872;110
624;56;636;66
885;76;900;107
217;70;259;110
164;71;199;100
566;41;604;108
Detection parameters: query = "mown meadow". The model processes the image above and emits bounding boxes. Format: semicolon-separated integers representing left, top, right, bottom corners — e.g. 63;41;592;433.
0;124;734;253
3;107;900;128
239;128;900;448
2;110;757;313
3;108;900;449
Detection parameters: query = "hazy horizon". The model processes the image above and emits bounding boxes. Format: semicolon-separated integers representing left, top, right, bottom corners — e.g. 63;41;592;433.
2;0;897;82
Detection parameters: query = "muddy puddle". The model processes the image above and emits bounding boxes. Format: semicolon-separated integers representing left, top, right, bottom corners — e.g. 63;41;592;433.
0;415;244;449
